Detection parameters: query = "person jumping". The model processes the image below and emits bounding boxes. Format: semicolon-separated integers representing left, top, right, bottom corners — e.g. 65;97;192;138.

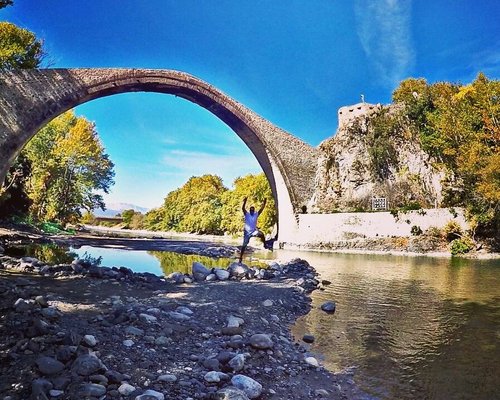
239;197;272;263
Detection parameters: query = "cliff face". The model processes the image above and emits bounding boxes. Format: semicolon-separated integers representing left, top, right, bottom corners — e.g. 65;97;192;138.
309;106;444;212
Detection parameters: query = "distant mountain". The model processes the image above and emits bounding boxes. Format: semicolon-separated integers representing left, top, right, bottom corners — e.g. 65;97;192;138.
94;203;149;217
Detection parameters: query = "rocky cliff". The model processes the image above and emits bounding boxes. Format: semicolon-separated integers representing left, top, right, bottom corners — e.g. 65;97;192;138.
308;104;444;212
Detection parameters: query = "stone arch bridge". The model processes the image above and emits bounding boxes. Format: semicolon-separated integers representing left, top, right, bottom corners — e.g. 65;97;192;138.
0;69;319;242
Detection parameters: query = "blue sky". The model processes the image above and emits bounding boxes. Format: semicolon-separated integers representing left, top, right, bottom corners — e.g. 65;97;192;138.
3;0;499;208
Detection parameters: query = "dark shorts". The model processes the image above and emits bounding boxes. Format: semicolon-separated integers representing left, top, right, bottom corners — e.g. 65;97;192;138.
242;229;262;247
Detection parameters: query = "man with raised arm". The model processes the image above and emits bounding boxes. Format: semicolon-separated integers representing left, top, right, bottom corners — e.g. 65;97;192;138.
239;197;271;263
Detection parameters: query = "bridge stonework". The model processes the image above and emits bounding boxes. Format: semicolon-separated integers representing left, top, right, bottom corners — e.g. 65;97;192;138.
0;69;318;241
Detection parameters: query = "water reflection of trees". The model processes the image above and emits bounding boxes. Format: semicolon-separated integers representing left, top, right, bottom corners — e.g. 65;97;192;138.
7;244;76;264
148;251;233;275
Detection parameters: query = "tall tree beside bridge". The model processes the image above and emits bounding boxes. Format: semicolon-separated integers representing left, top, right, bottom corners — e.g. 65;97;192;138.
23;111;115;224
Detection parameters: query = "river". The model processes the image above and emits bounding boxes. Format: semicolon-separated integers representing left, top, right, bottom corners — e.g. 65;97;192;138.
6;243;499;399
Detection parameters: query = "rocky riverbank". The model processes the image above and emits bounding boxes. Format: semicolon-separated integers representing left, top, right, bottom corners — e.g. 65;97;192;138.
0;244;363;399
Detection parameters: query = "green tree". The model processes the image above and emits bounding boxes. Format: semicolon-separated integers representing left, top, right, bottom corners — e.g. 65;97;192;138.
393;73;500;240
0;22;45;70
146;175;227;234
23;111;115;223
120;209;136;225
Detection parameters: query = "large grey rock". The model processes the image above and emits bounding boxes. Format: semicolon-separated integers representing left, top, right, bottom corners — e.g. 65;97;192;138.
36;356;65;375
72;354;105;376
249;333;273;349
228;262;249;279
192;261;211;281
214;268;230;280
231;375;263;399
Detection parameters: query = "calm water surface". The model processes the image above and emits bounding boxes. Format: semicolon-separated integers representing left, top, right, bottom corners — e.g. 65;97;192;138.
285;251;500;400
6;243;500;399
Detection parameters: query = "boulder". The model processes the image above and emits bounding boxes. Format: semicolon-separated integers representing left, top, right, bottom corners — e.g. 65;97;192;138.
231;375;263;399
192;262;211;281
228;263;249;279
214;268;230;280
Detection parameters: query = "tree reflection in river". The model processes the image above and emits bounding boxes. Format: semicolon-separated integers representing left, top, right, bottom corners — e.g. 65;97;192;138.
5;244;76;265
148;251;233;275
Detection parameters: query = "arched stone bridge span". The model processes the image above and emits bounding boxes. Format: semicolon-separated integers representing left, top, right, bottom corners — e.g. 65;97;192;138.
0;69;318;241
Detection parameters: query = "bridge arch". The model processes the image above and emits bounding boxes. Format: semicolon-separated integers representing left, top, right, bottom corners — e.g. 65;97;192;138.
0;69;318;241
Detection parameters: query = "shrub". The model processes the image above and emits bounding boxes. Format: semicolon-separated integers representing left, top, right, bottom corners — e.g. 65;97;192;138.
425;226;443;238
443;220;463;241
450;238;474;255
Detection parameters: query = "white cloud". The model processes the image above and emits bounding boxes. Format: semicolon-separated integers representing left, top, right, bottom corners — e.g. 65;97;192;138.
354;0;415;88
161;149;261;187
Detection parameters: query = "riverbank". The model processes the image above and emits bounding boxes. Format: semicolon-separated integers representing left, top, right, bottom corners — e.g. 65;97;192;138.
0;238;366;399
75;225;500;259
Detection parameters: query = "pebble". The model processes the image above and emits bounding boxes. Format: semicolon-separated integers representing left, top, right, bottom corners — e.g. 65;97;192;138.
136;389;165;400
320;301;336;313
231;375;263;399
262;299;273;307
118;383;136;395
214;268;230;280
125;326;145;336
83;334;97;347
249;333;274;349
167;311;191;321
176;306;194;315
123;339;135;347
216;387;250;400
315;388;330;397
305;356;319;367
157;374;177;382
35;356;65;375
76;383;107;397
228;354;245;371
139;313;158;323
72;354;105;376
303;334;315;343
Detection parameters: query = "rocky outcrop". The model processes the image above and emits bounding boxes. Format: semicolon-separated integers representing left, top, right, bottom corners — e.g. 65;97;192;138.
309;104;444;212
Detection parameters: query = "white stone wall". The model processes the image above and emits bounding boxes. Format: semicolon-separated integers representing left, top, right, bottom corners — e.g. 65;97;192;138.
292;208;468;245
